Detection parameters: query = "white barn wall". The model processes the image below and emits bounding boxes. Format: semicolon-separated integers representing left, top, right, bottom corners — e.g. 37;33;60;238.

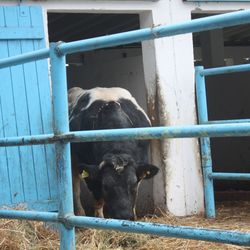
140;11;167;212
148;1;204;216
2;0;250;216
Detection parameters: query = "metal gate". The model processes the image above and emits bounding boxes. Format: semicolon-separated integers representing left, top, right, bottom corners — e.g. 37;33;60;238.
0;7;250;249
196;64;250;218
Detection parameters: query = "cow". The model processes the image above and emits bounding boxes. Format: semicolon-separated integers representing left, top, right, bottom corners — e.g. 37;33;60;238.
68;87;159;220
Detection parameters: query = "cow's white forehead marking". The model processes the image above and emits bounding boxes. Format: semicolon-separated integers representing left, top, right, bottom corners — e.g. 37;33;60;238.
69;87;151;124
88;87;150;124
89;87;132;103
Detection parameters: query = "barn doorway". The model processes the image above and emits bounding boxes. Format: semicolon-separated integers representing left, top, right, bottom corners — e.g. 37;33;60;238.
47;12;154;216
192;12;250;201
47;13;147;111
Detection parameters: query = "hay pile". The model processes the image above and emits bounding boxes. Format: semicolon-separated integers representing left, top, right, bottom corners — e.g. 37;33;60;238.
0;201;250;249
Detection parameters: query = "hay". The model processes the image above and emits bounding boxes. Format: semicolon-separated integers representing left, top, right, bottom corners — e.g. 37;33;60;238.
0;201;250;249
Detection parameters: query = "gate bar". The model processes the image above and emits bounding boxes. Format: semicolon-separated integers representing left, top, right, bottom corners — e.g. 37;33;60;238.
196;66;215;218
58;10;250;55
0;210;249;246
200;63;250;76
0;123;250;147
2;10;250;69
50;43;76;249
209;173;250;180
68;216;250;246
206;119;250;124
0;48;49;69
0;210;58;222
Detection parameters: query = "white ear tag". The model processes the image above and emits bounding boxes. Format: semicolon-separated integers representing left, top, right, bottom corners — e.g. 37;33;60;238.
80;170;89;179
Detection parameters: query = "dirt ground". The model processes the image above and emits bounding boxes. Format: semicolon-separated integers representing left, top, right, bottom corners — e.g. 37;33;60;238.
0;201;250;249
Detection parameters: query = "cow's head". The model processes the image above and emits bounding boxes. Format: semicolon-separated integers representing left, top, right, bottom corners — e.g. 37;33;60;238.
79;153;159;220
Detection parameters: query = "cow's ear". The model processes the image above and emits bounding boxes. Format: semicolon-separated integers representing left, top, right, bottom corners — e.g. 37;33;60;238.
136;164;159;180
78;163;100;180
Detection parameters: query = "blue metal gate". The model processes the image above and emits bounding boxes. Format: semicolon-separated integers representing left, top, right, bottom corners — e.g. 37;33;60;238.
196;64;250;218
0;7;250;249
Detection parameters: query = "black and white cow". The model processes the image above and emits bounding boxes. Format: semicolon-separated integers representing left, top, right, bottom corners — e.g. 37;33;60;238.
68;87;159;220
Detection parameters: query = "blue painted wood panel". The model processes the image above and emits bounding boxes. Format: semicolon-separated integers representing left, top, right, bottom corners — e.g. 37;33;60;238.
0;6;58;211
0;27;43;39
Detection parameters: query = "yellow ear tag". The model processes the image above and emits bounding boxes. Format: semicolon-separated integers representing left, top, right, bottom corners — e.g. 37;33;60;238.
80;170;89;179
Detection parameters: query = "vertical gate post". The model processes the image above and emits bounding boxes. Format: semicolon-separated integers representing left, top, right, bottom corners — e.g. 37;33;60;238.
50;43;75;249
195;66;215;218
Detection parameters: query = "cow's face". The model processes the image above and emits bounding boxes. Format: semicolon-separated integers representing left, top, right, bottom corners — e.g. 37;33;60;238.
79;153;159;220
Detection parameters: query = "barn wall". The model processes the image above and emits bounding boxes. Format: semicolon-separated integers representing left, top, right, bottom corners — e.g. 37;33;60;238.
2;0;250;216
145;1;204;216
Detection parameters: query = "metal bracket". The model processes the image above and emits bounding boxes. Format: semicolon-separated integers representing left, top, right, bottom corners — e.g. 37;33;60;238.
58;213;74;229
55;41;65;57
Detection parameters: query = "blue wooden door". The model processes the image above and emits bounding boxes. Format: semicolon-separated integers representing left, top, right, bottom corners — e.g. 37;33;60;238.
0;5;58;211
